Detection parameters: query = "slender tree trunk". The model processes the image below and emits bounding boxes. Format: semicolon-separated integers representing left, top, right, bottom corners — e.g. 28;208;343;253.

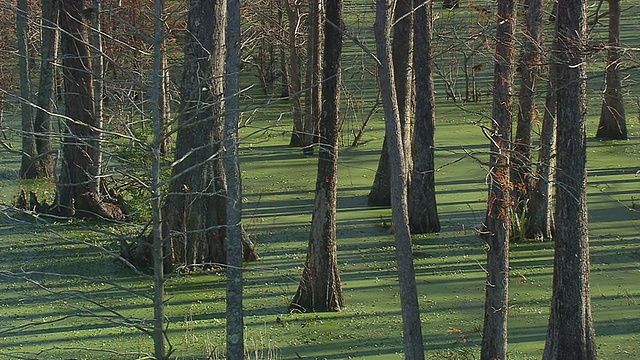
394;0;414;173
512;0;544;240
18;0;37;179
375;0;424;358
481;0;516;357
33;0;59;178
290;0;345;313
286;0;304;147
543;0;597;357
302;0;323;152
596;0;626;140
90;0;104;193
409;0;440;234
225;0;244;357
279;27;289;98
526;46;556;241
150;0;166;358
368;0;414;207
159;49;172;155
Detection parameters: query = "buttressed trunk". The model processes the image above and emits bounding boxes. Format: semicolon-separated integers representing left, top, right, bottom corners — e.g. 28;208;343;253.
291;0;345;313
159;0;257;270
55;0;123;219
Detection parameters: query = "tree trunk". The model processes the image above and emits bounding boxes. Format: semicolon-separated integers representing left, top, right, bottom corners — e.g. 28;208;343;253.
150;0;166;358
302;0;323;153
161;0;257;270
159;49;172;155
32;0;59;178
481;0;516;357
393;0;414;173
543;0;597;357
512;0;544;240
286;0;305;148
368;136;392;206
280;38;289;98
290;0;345;313
368;0;414;207
225;0;244;356
375;0;425;358
17;0;37;179
526;43;556;241
57;0;122;218
90;0;104;193
596;0;626;140
409;0;440;234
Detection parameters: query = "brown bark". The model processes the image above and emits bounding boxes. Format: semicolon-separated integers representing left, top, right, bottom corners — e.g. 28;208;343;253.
543;0;597;357
291;0;345;313
375;0;425;357
596;0;626;140
481;0;516;357
409;0;440;234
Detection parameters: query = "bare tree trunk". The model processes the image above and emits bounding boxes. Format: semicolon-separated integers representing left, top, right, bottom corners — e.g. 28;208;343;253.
124;0;258;269
150;0;166;358
368;136;392;206
291;0;345;313
394;0;414;173
481;0;516;357
512;0;544;240
368;0;414;207
33;0;59;178
159;49;172;155
543;0;597;357
57;0;121;218
17;0;37;179
225;0;245;356
122;0;257;270
286;0;304;147
162;0;229;267
596;0;626;140
409;0;440;234
279;20;289;99
375;0;424;358
527;50;556;241
90;0;104;193
303;0;323;153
